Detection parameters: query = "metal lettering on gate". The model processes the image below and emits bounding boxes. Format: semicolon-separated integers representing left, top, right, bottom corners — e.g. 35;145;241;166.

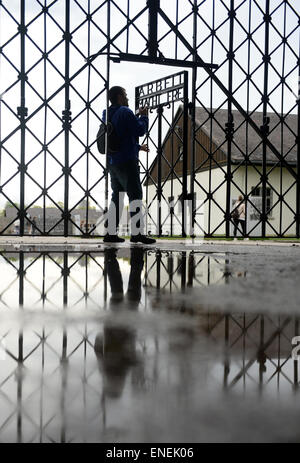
135;71;189;237
136;72;186;110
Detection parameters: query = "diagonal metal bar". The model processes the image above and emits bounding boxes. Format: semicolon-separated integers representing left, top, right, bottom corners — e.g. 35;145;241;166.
158;6;297;180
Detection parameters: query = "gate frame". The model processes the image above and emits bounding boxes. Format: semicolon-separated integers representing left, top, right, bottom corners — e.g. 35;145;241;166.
0;0;298;238
135;70;189;237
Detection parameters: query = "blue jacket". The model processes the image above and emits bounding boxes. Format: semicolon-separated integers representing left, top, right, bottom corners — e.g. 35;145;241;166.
102;105;148;165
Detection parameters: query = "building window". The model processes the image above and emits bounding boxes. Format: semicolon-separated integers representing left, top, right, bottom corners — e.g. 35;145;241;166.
177;194;182;214
251;186;273;216
168;196;174;213
177;256;182;275
176;193;196;215
178;145;183;162
188;192;196;214
167;256;174;276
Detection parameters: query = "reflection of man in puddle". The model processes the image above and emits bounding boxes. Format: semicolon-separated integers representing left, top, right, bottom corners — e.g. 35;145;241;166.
94;248;144;399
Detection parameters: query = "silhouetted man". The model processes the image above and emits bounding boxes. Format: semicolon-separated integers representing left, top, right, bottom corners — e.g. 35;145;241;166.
94;247;144;399
103;86;156;245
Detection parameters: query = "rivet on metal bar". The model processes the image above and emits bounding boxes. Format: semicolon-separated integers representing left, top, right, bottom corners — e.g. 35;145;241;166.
61;268;70;277
62;167;72;174
61;212;71;219
62;31;72;40
17;25;27;34
18;72;28;81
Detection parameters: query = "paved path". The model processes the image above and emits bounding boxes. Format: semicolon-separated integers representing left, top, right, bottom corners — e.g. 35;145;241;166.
0;236;299;251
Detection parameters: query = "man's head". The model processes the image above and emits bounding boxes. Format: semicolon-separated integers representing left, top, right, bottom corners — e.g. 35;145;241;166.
109;86;129;106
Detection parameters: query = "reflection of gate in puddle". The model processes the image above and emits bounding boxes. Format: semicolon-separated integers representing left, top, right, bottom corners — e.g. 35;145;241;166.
0;249;298;441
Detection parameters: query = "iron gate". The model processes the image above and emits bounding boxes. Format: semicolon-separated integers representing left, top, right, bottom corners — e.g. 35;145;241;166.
0;248;299;441
135;70;190;237
0;0;299;237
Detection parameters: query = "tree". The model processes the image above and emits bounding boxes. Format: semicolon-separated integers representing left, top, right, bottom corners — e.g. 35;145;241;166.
4;201;19;209
48;202;64;209
76;199;96;210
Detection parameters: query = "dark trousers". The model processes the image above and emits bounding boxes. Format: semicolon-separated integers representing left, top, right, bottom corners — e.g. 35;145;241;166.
105;247;144;304
94;248;144;398
106;159;144;235
233;218;246;237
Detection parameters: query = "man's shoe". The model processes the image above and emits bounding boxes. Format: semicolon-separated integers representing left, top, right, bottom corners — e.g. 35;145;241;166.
130;234;156;245
103;234;125;243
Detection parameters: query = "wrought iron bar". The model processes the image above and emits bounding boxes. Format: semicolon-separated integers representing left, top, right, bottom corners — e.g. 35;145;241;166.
63;0;71;237
297;27;300;238
189;0;198;237
18;0;27;236
225;0;235;238
182;71;188;238
148;0;159;59
261;0;271;238
156;105;163;237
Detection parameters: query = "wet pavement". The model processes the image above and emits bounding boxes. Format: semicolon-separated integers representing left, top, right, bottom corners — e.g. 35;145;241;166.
0;242;300;442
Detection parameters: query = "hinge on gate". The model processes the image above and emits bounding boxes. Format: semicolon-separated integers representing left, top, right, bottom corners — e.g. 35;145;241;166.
62;167;72;174
62;108;72;129
17;106;28;118
294;214;300;222
61;212;71;220
61;268;70;277
62;31;73;41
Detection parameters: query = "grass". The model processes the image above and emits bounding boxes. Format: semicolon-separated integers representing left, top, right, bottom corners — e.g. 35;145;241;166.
80;235;300;242
128;236;300;242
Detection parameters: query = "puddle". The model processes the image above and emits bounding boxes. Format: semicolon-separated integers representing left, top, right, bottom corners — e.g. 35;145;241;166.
0;246;299;442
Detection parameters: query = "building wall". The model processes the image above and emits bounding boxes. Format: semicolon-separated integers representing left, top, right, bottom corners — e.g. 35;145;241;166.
3;206;103;235
147;111;226;187
145;165;297;237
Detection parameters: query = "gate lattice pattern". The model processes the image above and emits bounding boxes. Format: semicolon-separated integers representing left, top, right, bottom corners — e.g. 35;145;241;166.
0;0;299;237
0;249;298;441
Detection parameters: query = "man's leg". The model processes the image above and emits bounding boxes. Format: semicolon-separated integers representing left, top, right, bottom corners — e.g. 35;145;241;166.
240;219;246;236
233;218;238;237
127;248;144;303
105;248;124;303
104;165;125;242
125;159;156;244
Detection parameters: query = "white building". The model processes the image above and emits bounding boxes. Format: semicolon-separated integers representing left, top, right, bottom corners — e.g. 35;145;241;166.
144;107;298;237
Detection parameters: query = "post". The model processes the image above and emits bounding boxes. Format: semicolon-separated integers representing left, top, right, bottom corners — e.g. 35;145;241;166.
156;250;161;290
190;0;198;237
224;314;230;388
18;0;27;236
182;71;188;237
261;0;270;238
17;251;24;442
225;0;235;238
60;251;68;441
104;0;111;237
157;105;163;236
296;41;300;238
148;0;159;59
63;0;71;237
181;251;186;290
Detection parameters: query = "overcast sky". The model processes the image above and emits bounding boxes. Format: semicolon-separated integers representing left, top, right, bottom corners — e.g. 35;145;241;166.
0;0;299;212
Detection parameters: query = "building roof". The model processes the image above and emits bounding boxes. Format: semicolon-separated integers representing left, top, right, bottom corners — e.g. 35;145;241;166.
144;107;298;186
195;107;298;165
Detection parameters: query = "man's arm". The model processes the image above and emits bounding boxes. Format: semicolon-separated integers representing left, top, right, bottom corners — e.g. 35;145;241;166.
124;107;148;137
